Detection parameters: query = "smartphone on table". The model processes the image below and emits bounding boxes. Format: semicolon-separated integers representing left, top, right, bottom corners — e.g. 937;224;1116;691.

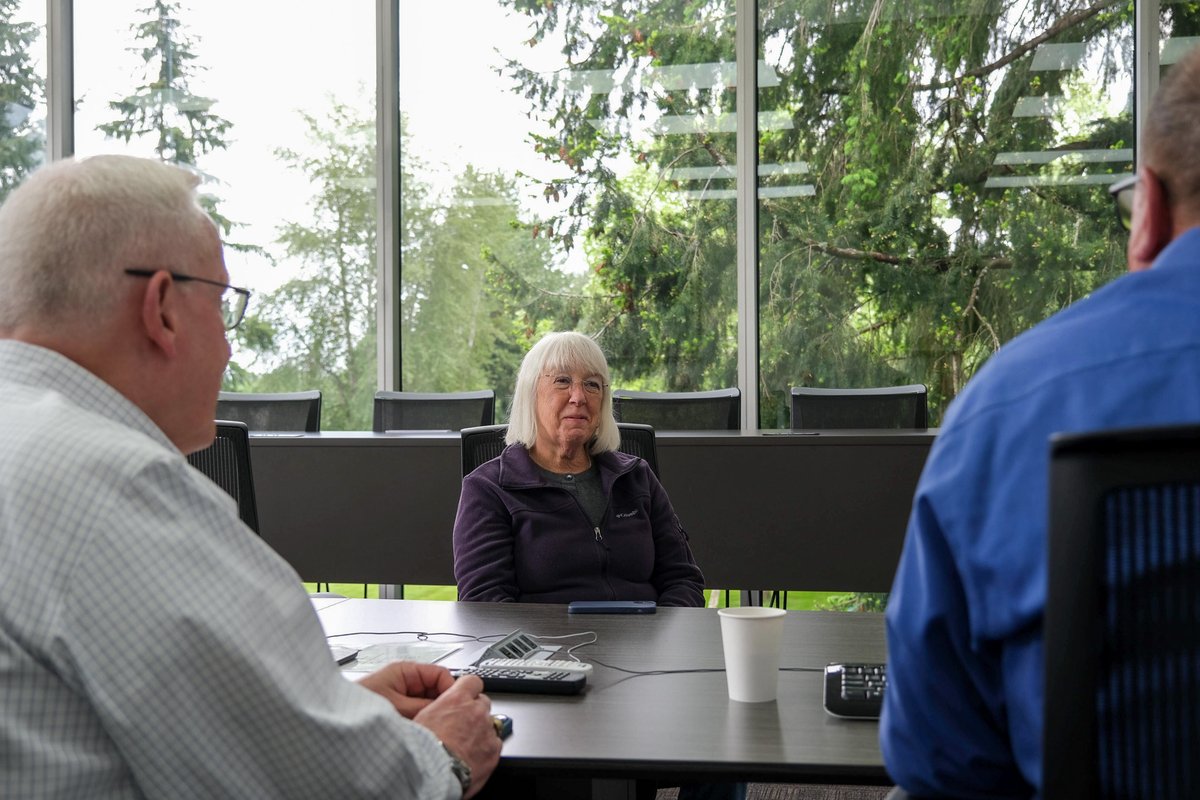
567;600;657;614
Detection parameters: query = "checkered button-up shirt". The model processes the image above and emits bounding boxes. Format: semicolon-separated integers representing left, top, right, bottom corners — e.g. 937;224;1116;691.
0;341;457;799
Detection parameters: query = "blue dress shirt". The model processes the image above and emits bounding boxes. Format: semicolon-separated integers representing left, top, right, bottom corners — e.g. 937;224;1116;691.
881;227;1200;798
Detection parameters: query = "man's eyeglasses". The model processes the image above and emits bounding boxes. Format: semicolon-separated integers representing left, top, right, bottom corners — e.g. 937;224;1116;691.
124;268;251;330
544;373;607;396
1108;174;1138;232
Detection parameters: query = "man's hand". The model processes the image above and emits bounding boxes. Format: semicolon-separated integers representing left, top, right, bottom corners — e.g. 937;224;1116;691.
359;661;455;718
414;673;502;798
359;663;501;797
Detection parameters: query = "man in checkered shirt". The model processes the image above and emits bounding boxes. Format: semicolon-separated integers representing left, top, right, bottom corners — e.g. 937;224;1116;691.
0;155;500;798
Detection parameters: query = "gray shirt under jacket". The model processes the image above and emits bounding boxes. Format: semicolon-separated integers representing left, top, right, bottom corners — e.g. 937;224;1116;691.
536;462;607;527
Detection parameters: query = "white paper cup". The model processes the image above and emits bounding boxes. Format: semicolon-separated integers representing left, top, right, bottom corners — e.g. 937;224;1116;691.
718;606;787;702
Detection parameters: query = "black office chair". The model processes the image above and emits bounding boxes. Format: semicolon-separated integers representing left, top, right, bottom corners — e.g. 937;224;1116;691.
790;384;928;429
370;390;496;599
372;389;495;432
460;423;660;478
612;388;740;431
186;420;259;533
611;388;740;607
216;390;322;432
460;425;507;476
1044;423;1200;800
614;423;658;474
766;384;928;608
788;384;928;596
215;390;329;586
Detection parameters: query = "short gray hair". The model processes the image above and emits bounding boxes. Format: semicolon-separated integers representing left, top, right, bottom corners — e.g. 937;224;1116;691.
507;331;621;453
0;155;214;328
1145;46;1200;217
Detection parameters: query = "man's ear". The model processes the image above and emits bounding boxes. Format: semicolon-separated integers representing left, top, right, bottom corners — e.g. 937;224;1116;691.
1127;166;1173;272
140;271;179;358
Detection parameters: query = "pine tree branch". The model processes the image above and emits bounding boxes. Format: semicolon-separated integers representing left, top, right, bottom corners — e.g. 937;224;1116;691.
915;0;1122;92
803;237;911;265
483;251;610;301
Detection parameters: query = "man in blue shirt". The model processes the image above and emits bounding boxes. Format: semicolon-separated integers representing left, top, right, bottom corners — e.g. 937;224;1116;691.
880;47;1200;797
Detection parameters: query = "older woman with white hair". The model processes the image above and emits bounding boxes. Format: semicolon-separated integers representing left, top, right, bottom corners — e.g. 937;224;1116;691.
452;331;706;606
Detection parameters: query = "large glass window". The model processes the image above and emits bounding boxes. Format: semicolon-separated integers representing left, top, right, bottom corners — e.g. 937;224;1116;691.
398;0;738;416
57;1;1193;432
1;0;46;201
757;0;1134;427
396;1;1151;430
1161;6;1200;79
74;1;376;429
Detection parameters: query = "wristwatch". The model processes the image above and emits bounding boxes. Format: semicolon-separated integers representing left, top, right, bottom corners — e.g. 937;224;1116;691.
441;741;471;796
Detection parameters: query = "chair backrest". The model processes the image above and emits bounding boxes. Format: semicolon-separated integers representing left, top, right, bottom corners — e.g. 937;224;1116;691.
372;389;495;432
1044;424;1200;800
460;423;660;478
789;384;927;429
611;388;740;431
614;423;658;475
216;390;322;433
460;425;508;476
186;420;260;533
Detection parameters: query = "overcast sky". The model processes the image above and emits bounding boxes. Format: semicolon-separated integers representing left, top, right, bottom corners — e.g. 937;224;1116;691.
18;1;575;292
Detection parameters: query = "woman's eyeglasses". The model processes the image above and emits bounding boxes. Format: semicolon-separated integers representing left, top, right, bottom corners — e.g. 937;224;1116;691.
544;373;606;396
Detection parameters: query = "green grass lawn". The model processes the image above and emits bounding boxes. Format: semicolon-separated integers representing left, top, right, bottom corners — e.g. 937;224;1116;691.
304;583;880;611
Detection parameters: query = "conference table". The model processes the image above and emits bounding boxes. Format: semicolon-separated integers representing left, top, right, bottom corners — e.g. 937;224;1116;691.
253;429;935;593
315;598;890;798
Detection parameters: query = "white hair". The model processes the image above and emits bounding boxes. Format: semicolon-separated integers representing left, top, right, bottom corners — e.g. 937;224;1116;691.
507;331;621;453
0;155;215;328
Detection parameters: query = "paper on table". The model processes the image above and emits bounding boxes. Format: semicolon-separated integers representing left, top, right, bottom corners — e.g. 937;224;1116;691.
341;641;462;672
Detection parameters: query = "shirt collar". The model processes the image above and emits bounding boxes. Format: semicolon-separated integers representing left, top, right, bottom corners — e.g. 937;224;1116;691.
0;340;179;454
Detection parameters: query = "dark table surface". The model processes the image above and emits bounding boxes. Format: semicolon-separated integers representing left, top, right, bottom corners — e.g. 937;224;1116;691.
316;599;891;786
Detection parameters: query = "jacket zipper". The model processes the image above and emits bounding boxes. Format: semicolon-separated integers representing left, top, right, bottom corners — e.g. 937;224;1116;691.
568;495;611;596
524;481;615;597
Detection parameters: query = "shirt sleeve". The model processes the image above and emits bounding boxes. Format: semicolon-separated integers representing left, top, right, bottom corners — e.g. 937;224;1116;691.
453;469;520;602
880;444;1033;798
643;467;706;608
56;454;460;800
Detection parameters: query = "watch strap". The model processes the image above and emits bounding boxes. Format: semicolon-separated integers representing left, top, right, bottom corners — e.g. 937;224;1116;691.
440;741;471;795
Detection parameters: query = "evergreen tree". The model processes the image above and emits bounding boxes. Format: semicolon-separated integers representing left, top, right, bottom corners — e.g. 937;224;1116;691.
98;0;267;386
250;99;379;431
97;0;237;235
497;0;1143;424
0;0;44;201
241;99;575;427
402;165;579;413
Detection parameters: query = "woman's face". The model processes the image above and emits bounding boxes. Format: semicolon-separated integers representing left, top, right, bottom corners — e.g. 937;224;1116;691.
534;366;605;454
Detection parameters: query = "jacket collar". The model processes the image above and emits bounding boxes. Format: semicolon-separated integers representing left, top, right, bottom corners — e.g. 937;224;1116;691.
497;443;639;493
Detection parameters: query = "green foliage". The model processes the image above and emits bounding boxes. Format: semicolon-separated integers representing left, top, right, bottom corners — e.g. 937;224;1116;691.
98;1;274;389
816;591;888;612
401;165;579;413
498;0;1135;424
0;0;44;203
232;101;582;428
233;98;378;431
97;1;231;166
188;0;1160;446
96;1;254;246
